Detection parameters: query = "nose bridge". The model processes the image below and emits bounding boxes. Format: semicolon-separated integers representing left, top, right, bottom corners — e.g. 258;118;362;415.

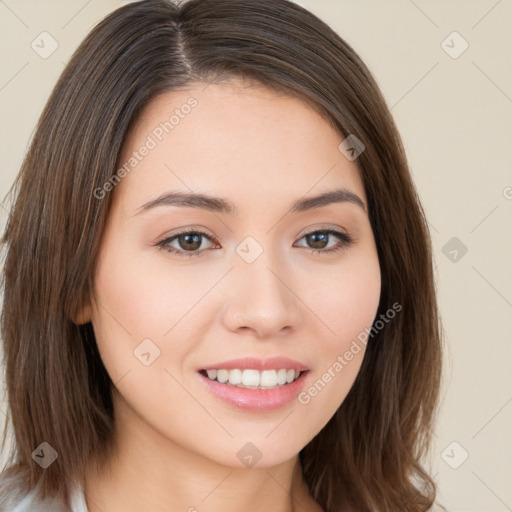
222;233;300;336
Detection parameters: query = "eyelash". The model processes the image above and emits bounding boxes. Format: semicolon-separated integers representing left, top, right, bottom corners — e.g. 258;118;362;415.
155;227;354;258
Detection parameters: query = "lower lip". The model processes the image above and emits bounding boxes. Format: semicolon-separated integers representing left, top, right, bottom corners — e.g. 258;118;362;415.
197;371;310;411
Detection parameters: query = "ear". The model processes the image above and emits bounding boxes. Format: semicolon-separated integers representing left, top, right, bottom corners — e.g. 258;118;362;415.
70;299;92;325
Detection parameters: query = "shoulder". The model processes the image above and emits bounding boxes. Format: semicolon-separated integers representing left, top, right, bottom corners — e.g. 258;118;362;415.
0;470;67;512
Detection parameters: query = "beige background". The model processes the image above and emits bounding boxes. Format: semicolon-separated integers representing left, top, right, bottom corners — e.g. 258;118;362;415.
1;1;511;511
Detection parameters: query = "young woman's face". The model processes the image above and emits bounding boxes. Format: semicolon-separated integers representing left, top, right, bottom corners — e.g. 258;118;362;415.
82;79;381;469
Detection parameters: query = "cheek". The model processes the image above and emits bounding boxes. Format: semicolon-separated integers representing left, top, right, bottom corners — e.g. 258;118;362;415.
303;249;381;349
89;236;180;382
293;249;381;434
89;239;207;427
90;233;227;387
92;237;201;342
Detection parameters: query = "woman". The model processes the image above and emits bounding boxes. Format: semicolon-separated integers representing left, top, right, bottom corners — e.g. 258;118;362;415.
0;0;445;510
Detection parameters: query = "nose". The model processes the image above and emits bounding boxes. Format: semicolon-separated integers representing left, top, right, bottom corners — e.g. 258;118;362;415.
221;254;302;339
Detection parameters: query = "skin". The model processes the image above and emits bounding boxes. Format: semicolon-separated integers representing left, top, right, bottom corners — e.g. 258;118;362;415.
75;78;381;512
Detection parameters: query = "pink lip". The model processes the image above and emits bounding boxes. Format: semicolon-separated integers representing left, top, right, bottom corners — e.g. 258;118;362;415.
197;369;310;411
198;356;309;372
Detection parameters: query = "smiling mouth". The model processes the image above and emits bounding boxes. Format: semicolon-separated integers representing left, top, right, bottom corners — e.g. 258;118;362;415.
198;368;307;390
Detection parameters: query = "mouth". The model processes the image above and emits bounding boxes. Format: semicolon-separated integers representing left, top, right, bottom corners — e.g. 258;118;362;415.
196;358;311;411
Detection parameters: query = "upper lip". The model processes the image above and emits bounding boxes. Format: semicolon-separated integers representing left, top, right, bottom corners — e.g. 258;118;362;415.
199;356;309;372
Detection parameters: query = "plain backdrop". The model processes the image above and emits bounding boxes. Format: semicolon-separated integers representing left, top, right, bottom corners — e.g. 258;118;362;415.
1;1;511;511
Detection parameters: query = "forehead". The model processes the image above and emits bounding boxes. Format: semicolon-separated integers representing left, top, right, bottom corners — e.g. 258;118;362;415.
113;79;366;211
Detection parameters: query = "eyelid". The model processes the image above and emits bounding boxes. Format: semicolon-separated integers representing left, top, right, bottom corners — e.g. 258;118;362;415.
155;225;216;243
296;223;349;238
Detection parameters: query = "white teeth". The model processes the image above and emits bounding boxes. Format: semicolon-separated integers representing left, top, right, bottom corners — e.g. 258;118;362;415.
202;368;303;389
228;369;242;385
259;370;277;387
217;369;229;383
276;369;287;385
242;369;260;387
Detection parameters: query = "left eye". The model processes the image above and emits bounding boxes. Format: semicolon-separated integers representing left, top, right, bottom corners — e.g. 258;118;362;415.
157;229;217;257
156;228;354;258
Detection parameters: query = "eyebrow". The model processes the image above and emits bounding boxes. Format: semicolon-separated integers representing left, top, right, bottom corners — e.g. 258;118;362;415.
134;187;367;217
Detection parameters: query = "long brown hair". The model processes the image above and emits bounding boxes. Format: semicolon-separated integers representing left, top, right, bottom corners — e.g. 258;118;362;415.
0;0;443;510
